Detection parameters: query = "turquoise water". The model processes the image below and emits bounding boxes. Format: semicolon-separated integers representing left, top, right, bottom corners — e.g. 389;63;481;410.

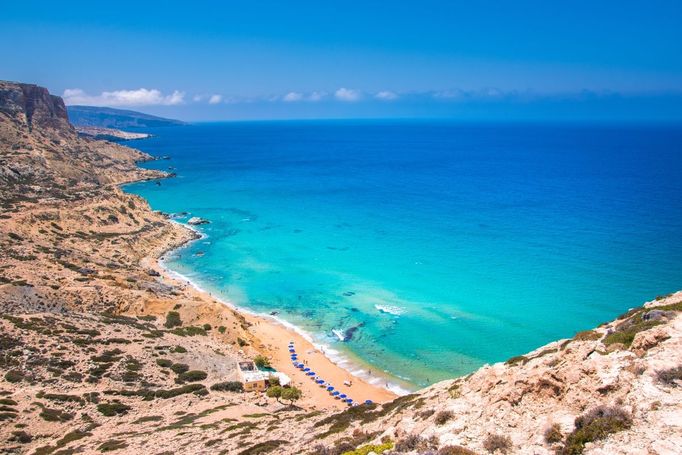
125;121;682;390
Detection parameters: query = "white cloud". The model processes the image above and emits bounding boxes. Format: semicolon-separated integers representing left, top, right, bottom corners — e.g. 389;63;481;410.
283;92;304;102
375;90;398;101
208;94;223;104
308;91;326;102
63;88;185;107
334;87;362;102
193;95;205;102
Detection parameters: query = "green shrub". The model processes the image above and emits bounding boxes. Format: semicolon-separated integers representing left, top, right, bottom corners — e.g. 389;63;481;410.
210;381;244;392
266;386;282;400
178;370;208;382
281;386;301;404
561;405;632;455
342;441;394;455
483;434;512;453
170;363;189;374
97;402;132;417
164;311;182;328
505;355;527;366
218;326;226;334
254;355;271;369
573;330;601;341
203;323;212;330
237;337;248;347
173;345;187;353
156;358;173;368
603;313;662;348
154;383;208;399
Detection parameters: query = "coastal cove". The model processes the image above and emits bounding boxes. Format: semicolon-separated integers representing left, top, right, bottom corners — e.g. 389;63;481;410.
125;120;682;389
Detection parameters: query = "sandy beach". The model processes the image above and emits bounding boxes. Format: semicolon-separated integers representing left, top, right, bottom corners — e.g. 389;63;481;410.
145;239;398;411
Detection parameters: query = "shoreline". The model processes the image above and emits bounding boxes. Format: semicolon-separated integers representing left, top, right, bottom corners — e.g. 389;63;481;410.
143;217;400;408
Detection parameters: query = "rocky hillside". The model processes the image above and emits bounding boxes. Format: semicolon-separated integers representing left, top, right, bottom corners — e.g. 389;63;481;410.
1;81;680;455
67;105;185;128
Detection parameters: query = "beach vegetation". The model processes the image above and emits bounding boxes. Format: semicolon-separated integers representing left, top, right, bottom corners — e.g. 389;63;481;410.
156;358;172;368
218;325;227;333
203;323;212;330
281;386;302;404
170;325;207;336
41;393;85;404
266;385;283;401
211;381;244;392
254;354;271;368
164;311;182;328
178;370;208;382
560;405;632;455
237;337;248;347
237;439;287;454
544;423;563;444
91;349;123;363
573;330;601;341
395;434;435;452
448;382;461;398
341;441;394;455
656;365;682;387
132;415;164;424
39;406;74;422
9;430;32;444
170;363;189;374
437;446;479;455
154;383;208;399
603;312;662;348
4;369;24;383
434;410;454;425
173;345;187;353
505;355;528;366
98;439;128;452
483;434;512;453
97;401;131;416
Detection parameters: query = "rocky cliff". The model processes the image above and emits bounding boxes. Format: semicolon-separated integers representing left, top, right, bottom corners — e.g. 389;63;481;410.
0;81;680;455
0;82;72;133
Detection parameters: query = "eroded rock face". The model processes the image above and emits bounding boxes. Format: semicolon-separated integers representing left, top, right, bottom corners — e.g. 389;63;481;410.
0;81;72;132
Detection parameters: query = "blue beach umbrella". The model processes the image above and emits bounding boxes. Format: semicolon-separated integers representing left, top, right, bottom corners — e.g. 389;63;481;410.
339;394;347;399
326;386;334;391
332;391;340;396
303;368;310;372
364;400;373;405
307;371;315;376
316;379;325;384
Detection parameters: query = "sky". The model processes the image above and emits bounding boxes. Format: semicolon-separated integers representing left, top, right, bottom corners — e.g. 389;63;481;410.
2;1;682;121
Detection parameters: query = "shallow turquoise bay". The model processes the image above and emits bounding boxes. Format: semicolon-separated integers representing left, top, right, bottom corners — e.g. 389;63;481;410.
125;121;682;390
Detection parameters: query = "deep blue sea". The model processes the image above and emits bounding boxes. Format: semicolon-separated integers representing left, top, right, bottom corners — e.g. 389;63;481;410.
125;121;682;391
